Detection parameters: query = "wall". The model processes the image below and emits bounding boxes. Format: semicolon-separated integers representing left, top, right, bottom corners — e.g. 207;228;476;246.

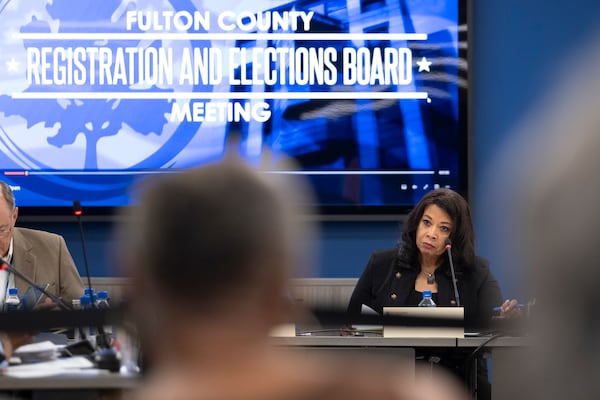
18;219;402;278
16;1;600;300
471;0;600;299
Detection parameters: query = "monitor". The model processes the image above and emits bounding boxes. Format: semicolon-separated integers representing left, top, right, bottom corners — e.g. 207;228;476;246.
0;0;469;216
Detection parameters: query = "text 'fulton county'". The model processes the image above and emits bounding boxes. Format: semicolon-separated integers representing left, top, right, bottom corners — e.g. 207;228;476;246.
125;10;315;32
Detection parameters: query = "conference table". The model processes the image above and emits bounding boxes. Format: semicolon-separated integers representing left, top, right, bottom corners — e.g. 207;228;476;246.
273;334;532;400
0;335;530;400
0;371;139;390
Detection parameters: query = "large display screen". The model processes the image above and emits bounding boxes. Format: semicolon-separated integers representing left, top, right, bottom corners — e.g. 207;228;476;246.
0;0;468;215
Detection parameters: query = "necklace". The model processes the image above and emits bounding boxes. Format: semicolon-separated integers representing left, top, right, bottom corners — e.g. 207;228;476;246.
423;271;435;284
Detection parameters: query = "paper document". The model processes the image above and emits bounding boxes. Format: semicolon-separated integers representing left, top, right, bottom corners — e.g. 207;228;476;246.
361;304;378;315
12;340;60;363
5;356;96;378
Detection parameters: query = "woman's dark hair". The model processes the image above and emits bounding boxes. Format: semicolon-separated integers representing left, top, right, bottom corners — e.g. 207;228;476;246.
398;188;475;270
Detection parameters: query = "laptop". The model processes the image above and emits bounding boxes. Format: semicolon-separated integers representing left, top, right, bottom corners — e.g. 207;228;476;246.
382;307;464;338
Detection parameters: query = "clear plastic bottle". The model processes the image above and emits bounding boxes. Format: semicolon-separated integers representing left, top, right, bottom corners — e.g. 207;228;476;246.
5;288;20;311
418;290;436;307
80;294;91;310
95;291;110;309
95;290;112;337
80;294;96;337
72;298;82;341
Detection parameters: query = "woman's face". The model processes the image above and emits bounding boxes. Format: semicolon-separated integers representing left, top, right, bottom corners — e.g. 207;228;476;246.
416;204;453;264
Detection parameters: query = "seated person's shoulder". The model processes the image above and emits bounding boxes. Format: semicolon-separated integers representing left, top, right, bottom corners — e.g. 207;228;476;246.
15;227;62;241
370;247;397;261
473;256;490;272
360;248;399;276
469;256;495;282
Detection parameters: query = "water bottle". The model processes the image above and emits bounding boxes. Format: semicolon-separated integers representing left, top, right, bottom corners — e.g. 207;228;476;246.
418;290;436;307
95;290;112;337
84;288;96;305
80;294;96;337
72;298;82;341
5;288;20;311
95;291;110;309
80;294;91;310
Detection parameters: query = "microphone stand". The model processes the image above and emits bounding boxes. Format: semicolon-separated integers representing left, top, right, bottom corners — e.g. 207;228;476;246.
72;201;113;350
0;257;91;344
444;239;461;307
1;258;121;370
73;201;94;303
0;259;71;310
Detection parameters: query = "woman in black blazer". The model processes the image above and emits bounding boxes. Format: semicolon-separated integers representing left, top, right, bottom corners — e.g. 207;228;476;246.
347;188;520;400
347;188;518;330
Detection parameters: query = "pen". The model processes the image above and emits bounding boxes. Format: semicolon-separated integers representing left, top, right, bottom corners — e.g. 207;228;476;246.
492;304;526;313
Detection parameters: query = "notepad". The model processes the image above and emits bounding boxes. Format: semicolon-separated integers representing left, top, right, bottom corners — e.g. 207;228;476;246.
382;307;464;338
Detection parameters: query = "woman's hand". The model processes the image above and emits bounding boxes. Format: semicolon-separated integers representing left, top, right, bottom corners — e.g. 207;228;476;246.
498;299;523;319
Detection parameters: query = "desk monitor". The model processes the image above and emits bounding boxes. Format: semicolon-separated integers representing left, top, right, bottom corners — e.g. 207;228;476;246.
383;306;464;338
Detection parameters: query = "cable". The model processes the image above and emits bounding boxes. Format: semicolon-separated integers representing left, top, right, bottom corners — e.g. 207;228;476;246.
466;332;503;360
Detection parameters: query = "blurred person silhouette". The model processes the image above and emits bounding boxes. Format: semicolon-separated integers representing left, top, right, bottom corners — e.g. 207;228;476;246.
479;31;600;400
347;188;521;399
116;158;468;400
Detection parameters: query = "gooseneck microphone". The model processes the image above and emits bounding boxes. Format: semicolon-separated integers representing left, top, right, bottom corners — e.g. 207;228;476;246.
444;239;461;307
0;258;71;310
1;256;117;369
1;255;92;345
73;200;94;298
73;200;112;350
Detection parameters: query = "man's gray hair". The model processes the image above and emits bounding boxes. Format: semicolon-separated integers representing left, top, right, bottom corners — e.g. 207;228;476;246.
0;181;16;213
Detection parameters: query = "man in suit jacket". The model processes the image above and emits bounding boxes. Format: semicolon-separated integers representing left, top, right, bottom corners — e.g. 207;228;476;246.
0;181;84;306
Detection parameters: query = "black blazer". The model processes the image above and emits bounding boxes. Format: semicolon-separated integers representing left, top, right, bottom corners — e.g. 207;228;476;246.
347;248;503;330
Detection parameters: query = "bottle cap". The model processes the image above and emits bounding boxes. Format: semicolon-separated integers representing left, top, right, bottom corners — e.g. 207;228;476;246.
423;290;432;298
98;291;109;299
8;287;18;296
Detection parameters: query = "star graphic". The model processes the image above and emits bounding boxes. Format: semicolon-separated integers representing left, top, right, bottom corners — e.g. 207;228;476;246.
416;57;432;72
6;57;19;72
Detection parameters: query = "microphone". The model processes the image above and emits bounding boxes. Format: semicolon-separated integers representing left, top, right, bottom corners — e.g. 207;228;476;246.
73;200;94;299
444;239;461;307
0;258;71;310
73;200;112;350
0;258;118;369
0;251;94;349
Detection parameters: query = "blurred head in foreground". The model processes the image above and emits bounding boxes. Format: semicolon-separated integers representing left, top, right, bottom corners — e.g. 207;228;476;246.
119;158;314;339
117;159;468;400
